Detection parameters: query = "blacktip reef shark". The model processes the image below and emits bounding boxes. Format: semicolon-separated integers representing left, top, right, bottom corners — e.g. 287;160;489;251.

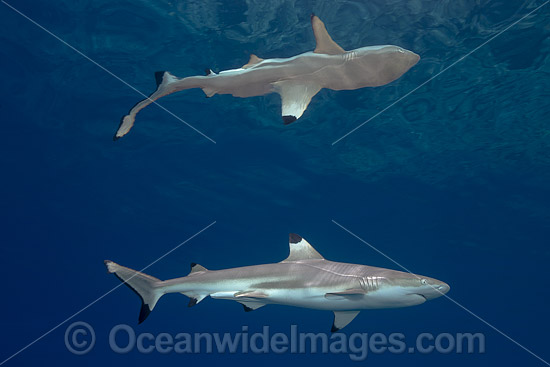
105;234;449;331
114;14;420;140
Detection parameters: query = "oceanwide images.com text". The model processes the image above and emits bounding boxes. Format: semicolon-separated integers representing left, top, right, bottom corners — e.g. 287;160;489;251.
65;322;485;361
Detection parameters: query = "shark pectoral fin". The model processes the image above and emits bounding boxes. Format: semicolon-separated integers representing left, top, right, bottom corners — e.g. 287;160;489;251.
325;289;366;300
311;14;346;55
332;311;360;332
272;81;321;124
234;291;268;312
238;301;266;312
242;54;264;69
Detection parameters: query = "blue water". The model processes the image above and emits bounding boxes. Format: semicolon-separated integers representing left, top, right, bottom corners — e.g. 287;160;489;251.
1;0;549;365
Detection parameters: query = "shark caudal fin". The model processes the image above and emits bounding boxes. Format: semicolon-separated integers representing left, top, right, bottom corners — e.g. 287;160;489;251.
104;260;164;323
114;71;180;140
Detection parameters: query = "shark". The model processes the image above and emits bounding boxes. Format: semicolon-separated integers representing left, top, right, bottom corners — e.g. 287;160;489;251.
105;234;449;331
114;14;420;140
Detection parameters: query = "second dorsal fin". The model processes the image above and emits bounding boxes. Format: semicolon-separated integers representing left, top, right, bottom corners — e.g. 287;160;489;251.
188;263;208;275
311;14;345;55
242;54;264;69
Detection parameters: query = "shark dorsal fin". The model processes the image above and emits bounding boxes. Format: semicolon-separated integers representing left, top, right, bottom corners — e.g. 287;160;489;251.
311;14;345;55
242;54;264;69
283;234;324;262
189;262;208;275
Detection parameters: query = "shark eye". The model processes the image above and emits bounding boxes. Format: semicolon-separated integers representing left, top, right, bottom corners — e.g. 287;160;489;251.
420;279;428;285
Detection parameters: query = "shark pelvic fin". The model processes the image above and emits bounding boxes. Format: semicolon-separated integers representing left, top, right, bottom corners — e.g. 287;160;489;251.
331;310;360;332
282;234;324;262
272;80;321;123
311;14;345;55
242;54;264;69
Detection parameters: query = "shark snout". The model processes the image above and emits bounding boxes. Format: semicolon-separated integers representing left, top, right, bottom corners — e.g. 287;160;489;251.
407;51;420;67
393;47;420;69
437;282;450;294
422;280;450;300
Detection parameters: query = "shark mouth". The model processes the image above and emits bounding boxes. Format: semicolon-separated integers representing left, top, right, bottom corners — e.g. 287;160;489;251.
407;293;428;301
416;294;428;301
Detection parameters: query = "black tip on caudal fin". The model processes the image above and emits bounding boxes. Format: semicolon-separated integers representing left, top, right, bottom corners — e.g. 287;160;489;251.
104;260;162;324
155;71;166;87
138;303;152;324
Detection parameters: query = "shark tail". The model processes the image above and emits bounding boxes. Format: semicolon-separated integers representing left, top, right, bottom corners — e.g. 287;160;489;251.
114;71;185;141
104;260;164;323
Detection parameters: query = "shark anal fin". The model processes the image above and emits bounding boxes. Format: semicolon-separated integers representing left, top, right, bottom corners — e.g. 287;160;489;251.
182;293;208;306
311;14;346;55
272;81;321;123
332;310;360;332
242;54;264;69
283;234;324;262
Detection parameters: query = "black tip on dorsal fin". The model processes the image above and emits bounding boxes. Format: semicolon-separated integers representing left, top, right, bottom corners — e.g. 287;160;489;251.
138;303;152;324
154;71;166;87
204;68;215;76
289;233;302;244
189;262;208;275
